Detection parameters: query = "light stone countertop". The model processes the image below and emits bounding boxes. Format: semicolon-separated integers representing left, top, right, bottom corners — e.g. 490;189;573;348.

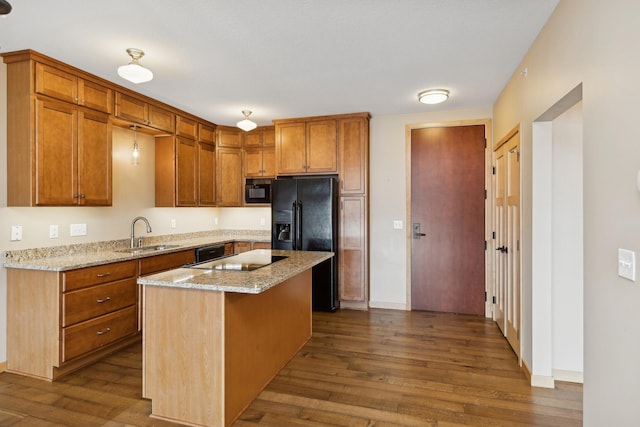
138;249;333;294
2;230;270;272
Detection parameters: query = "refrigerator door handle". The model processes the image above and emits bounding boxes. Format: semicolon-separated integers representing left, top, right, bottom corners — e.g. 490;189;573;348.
297;201;303;249
292;201;298;250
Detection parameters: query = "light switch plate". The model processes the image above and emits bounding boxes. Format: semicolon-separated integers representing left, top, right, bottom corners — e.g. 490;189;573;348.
70;223;87;237
393;220;403;230
171;219;177;229
618;248;636;281
10;225;22;241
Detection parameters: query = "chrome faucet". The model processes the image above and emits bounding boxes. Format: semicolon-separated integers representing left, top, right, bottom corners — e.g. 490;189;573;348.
130;216;152;248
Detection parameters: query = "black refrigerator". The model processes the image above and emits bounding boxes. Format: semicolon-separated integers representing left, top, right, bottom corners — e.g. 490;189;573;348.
271;176;339;311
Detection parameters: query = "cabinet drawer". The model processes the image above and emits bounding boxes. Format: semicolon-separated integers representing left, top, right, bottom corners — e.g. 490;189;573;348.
62;306;137;362
139;249;195;276
62;278;137;327
63;260;137;292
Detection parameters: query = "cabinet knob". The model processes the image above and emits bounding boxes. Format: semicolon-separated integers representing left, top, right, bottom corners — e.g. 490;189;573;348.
80;194;86;198
73;194;78;199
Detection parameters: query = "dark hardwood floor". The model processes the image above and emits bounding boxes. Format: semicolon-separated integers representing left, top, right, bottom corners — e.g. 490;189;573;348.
0;309;582;426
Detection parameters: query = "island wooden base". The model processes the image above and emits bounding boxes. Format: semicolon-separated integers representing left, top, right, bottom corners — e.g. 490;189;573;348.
142;269;312;427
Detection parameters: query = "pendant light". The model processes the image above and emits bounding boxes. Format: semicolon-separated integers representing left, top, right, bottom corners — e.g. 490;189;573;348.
418;89;449;104
237;110;257;132
118;48;153;84
131;126;141;165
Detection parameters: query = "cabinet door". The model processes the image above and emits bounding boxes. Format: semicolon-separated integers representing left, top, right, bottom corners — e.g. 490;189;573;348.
263;126;276;147
114;92;148;124
77;109;112;206
35;63;78;104
35;100;78;206
198;141;216;206
307;120;337;173
243;129;263;148
148;104;175;134
78;79;113;114
217;148;243;206
218;127;243;148
234;242;251;254
199;123;216;144
339;196;367;302
276;122;306;174
262;147;276;177
244;149;264;177
176;137;198;206
338;117;368;194
176;115;198;139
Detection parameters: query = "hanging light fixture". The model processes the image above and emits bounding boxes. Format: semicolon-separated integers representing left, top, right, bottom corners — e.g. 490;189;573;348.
237;110;257;132
131;125;141;165
0;0;12;15
418;89;450;104
118;48;153;84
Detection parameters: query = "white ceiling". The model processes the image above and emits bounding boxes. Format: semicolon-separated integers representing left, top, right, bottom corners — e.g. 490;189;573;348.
0;0;559;127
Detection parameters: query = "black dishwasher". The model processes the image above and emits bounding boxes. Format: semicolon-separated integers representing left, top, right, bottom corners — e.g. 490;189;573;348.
194;244;226;262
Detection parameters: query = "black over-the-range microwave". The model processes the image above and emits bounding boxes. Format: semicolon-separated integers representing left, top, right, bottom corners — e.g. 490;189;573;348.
245;179;272;204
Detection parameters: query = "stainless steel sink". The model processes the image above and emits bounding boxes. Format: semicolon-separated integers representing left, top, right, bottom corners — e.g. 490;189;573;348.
116;244;180;254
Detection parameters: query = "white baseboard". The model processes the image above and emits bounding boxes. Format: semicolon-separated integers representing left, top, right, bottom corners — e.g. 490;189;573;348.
368;301;408;311
531;374;555;388
553;369;583;384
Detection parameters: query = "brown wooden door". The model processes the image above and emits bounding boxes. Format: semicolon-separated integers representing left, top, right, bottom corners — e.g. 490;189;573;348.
276;122;306;174
410;125;485;315
176;137;197;206
198;141;216;206
35;100;78;206
77;109;111;206
217;147;243;206
306;120;337;173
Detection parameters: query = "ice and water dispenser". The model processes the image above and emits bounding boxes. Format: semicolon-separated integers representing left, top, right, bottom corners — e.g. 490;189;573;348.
274;210;292;243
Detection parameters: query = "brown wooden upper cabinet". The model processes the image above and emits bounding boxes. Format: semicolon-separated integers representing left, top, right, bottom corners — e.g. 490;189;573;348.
35;63;113;114
217;126;243;148
243;126;276;178
3;51;113;206
274;118;337;175
114;92;175;134
338;115;370;195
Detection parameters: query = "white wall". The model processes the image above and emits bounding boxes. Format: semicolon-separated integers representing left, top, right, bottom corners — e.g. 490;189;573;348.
369;108;492;309
551;101;583;376
494;1;640;424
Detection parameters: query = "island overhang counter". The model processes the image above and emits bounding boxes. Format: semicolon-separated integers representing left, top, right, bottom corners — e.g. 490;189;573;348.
137;249;333;427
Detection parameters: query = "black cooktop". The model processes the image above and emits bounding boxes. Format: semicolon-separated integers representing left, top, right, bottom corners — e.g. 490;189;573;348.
187;252;287;272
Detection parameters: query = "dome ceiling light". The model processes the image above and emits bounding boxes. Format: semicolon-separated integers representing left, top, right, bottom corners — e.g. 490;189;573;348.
418;89;450;105
118;48;153;84
237;110;257;132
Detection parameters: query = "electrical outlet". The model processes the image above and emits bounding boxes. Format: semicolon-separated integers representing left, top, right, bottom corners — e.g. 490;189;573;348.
393;220;403;230
259;218;266;226
49;225;59;239
10;225;22;241
618;248;636;281
70;223;87;237
214;217;219;226
171;219;177;229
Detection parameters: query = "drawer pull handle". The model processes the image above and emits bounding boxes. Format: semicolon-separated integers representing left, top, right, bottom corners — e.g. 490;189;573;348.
97;327;112;336
97;297;111;303
96;272;112;278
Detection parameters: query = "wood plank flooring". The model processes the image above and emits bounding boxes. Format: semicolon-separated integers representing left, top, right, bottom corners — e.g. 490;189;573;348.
0;309;582;426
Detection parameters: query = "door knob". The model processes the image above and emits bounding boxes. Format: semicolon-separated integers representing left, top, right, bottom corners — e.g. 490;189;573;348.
413;223;426;239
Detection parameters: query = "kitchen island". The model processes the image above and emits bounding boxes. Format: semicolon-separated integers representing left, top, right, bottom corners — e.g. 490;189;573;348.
138;249;332;427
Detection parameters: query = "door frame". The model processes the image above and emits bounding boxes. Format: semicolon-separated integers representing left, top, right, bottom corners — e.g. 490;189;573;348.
405;118;493;317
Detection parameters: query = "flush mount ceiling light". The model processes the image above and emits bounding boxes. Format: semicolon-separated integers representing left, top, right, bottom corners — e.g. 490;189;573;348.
117;48;153;84
0;0;12;15
418;89;450;105
237;110;257;132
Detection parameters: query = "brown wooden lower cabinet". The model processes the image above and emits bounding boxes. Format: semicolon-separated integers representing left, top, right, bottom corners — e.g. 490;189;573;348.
339;196;368;309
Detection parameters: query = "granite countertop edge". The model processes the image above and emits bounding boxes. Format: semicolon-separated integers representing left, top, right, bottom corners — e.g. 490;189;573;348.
3;230;271;272
137;250;333;294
